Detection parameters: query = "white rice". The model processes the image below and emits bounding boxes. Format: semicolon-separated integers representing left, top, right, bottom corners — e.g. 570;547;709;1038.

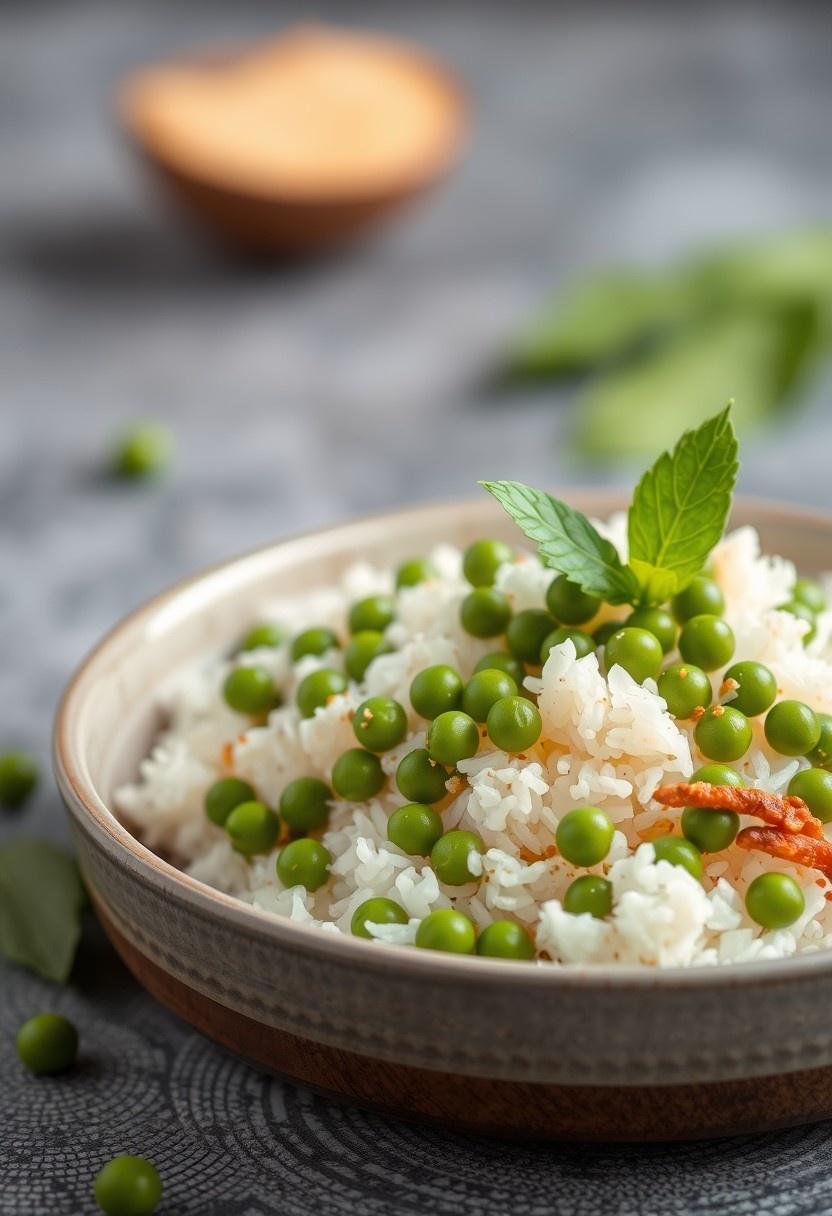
116;521;832;967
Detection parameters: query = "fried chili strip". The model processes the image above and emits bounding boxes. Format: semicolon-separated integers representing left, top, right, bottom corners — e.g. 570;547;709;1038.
737;827;832;879
654;782;824;839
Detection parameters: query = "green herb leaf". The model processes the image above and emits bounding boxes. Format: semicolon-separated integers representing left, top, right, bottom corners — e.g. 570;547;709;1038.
480;479;641;604
627;407;738;602
0;838;86;982
505;268;694;377
576;306;821;460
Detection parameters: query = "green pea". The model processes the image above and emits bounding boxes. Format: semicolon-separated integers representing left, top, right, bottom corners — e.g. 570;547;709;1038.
691;762;745;787
396;558;437;589
240;622;284;651
788;768;832;822
427;711;480;766
350;897;408;939
410;664;464;719
681;806;739;853
807;713;832;770
765;700;820;757
779;600;817;644
476;919;534;959
556;806;614;867
388;803;445;855
460;587;512;638
344;630;392;682
223;665;277;714
276;837;331;891
463;538;514;587
540;627;595;664
279;777;332;833
506;609;556;664
605;627;663;683
94;1155;162;1216
486;695;542;753
474;651;526;687
652;835;703;880
431;830;485;885
745;872;805;930
683;765;745;852
112;422;172;481
291;627;340;662
563;874;613;918
296;668;347;718
462;669;518;722
592;620;621;648
678;614;735;671
695;706;752;762
793;577;826;615
331;748;385;801
626;607;677;654
396;748;450;804
722;660;777;717
672;575;725;623
225;800;280;856
0;750;38;809
545;575;601;626
415;908;476;953
204;777;256;827
16;1013;78;1074
352;696;408;752
348;595;394;635
657;663;712;719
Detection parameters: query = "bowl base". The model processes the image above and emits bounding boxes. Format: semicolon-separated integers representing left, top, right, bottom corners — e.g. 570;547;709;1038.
97;905;832;1142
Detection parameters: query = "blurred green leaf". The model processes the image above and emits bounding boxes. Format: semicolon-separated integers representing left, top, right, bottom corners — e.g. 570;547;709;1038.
692;229;832;309
506;268;693;377
576;303;825;460
0;838;85;982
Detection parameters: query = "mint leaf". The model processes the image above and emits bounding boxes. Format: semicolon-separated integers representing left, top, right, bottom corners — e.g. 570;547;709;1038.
481;480;640;604
627;406;738;602
0;839;86;982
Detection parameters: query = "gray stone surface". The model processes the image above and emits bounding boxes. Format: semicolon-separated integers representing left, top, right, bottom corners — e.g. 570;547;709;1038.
2;1;832;1211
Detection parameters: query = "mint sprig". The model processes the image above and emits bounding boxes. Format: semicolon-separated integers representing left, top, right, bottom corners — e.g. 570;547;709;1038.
480;481;640;605
627;405;738;601
481;407;738;608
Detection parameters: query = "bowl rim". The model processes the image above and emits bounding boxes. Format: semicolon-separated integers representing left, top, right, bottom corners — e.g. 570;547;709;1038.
117;25;468;208
53;490;832;992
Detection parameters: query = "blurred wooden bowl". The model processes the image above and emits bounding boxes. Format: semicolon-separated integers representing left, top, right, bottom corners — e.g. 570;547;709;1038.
118;27;467;258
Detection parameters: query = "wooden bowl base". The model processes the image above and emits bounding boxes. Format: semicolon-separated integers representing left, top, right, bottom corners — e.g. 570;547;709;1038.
98;908;832;1142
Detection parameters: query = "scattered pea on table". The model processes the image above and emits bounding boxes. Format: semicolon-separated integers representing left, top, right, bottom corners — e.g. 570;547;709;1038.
0;749;38;809
16;1013;78;1075
94;1155;162;1216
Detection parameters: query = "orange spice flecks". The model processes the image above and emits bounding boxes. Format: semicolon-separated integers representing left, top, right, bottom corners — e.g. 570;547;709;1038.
691;706;707;723
220;741;234;770
640;818;674;842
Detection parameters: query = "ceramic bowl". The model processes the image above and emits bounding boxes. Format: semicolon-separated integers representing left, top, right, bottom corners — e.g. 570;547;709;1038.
54;494;832;1141
118;35;466;258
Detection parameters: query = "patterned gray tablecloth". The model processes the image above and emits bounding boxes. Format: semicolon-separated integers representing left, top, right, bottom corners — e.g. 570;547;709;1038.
3;1;832;1212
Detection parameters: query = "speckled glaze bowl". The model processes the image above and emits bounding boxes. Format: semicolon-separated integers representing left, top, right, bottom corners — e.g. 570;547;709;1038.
54;495;832;1141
